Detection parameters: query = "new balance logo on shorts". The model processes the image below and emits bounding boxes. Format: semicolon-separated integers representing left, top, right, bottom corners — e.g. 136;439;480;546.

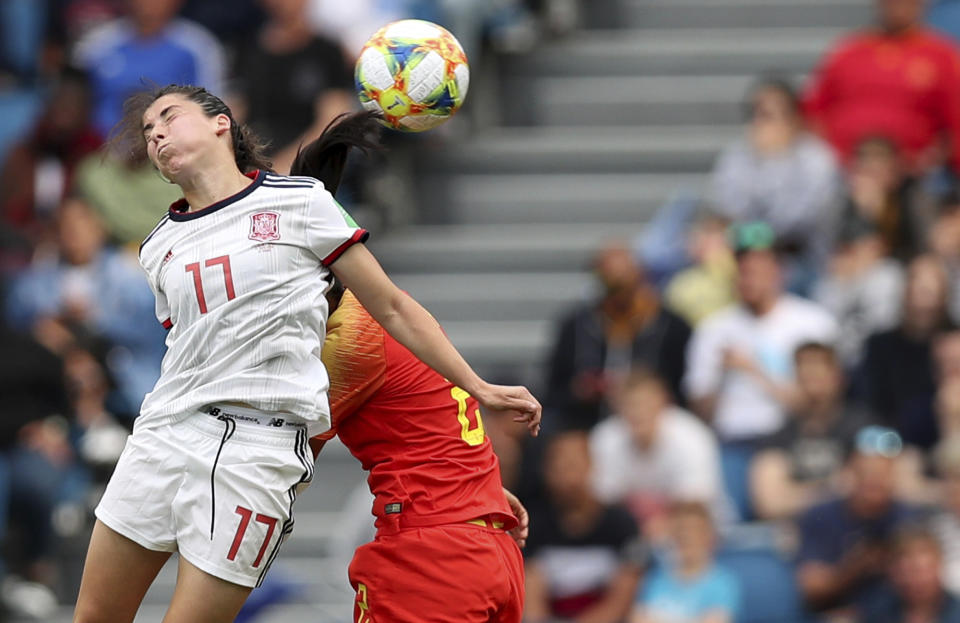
203;406;303;429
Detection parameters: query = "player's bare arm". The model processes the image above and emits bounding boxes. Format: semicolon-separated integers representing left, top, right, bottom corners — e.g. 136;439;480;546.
330;243;542;436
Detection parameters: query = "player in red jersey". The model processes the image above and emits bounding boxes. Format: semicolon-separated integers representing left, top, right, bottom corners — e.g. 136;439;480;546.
310;282;536;623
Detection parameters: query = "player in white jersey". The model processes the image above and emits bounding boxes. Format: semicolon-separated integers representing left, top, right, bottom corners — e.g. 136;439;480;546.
72;84;542;623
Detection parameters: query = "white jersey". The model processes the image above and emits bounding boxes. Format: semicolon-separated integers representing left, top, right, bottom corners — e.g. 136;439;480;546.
137;171;367;435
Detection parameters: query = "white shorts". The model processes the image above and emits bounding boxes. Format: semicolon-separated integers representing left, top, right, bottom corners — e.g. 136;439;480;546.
95;405;314;588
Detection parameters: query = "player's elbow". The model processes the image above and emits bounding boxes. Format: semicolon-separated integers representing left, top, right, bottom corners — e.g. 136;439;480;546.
374;289;410;332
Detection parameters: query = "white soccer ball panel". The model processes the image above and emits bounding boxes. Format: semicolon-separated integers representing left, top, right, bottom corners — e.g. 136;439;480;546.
383;19;443;40
358;48;394;90
454;64;470;100
360;99;384;115
406;51;445;103
398;114;448;132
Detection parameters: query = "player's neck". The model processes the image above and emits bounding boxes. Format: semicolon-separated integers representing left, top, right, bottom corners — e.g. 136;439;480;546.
178;163;252;213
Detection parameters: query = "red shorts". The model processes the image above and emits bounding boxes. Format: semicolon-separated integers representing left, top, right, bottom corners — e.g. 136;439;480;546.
348;522;524;623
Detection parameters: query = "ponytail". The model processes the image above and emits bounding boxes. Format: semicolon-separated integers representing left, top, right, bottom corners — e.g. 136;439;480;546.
289;111;383;196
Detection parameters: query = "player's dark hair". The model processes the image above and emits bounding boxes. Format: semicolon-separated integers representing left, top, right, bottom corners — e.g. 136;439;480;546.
325;277;346;312
289;111;384;196
111;84;273;173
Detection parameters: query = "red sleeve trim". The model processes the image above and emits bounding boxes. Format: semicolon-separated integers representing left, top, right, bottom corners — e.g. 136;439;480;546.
321;229;369;267
162;318;173;330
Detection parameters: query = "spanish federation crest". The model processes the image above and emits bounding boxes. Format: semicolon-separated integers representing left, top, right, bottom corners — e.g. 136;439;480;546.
249;211;280;242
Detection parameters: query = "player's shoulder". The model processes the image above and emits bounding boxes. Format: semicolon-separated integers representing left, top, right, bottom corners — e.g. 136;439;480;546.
138;212;175;265
256;173;332;211
329;289;370;320
261;172;324;191
327;290;379;343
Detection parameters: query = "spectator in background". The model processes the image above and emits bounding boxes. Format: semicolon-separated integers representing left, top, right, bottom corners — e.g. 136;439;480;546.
836;136;933;262
0;316;72;617
590;371;729;534
796;426;919;621
72;0;225;137
935;328;960;440
929;435;960;597
524;430;643;623
0;66;102;247
307;0;406;60
4;197;164;416
72;140;183;246
929;192;960;321
546;241;691;430
630;501;741;623
664;212;736;328
710;76;838;272
63;346;128;475
860;254;953;451
813;219;904;368
804;0;960;176
685;222;838;443
179;0;264;56
44;0;123;73
750;342;871;520
858;528;960;623
232;0;354;175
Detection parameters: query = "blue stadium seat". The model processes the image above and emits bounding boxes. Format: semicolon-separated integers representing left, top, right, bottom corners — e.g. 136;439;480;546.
0;88;43;169
716;542;804;623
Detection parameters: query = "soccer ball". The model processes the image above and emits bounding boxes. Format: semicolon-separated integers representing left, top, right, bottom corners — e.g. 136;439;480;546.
355;19;470;132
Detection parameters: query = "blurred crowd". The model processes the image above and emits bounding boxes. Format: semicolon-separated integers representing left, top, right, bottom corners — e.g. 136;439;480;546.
0;0;562;618
7;0;960;622
495;1;960;622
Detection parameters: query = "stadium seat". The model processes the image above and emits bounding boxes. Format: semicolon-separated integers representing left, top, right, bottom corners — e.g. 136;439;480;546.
717;541;804;623
0;89;43;169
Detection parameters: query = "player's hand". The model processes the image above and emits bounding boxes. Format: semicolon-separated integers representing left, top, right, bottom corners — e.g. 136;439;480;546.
475;383;542;436
503;488;529;548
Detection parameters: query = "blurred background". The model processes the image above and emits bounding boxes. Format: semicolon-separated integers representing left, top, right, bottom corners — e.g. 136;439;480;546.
7;0;960;621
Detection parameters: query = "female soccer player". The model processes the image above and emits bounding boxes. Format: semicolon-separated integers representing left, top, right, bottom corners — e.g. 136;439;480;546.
310;282;531;622
72;85;541;623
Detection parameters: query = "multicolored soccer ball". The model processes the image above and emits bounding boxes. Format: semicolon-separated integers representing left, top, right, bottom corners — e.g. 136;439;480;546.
355;19;470;132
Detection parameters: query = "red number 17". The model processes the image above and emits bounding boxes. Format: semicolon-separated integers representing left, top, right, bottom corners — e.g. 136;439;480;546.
227;505;278;567
185;255;235;314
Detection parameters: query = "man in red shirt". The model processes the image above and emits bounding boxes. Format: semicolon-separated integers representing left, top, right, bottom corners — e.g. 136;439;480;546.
805;0;960;174
310;284;535;623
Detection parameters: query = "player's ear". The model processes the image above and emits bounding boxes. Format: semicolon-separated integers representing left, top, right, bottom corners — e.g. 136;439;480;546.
214;113;231;137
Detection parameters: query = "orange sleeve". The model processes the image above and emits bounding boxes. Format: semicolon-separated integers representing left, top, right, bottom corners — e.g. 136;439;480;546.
312;290;386;453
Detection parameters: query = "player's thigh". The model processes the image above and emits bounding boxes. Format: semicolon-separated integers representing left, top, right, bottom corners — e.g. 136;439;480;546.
73;520;172;623
493;530;525;623
161;555;252;623
174;417;312;589
348;526;512;623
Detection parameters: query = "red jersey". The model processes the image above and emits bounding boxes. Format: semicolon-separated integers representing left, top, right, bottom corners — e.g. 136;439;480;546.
804;27;960;172
313;290;515;532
